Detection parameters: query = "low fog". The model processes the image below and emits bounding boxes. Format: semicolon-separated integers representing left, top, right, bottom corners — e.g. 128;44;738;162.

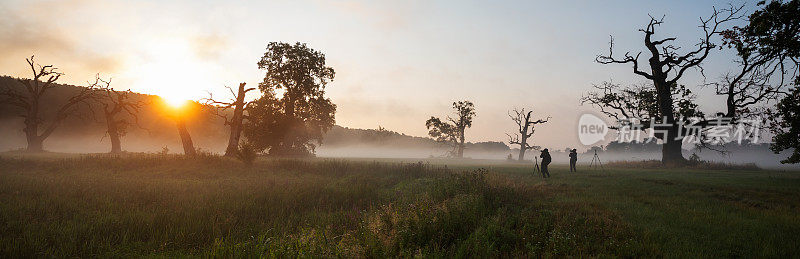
0;78;795;170
2;112;798;170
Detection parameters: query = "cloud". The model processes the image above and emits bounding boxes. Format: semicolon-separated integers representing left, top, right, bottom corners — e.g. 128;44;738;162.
0;0;123;78
326;0;418;30
191;34;229;60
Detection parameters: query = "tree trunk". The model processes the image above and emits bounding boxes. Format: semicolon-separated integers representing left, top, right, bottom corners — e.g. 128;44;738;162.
25;134;43;152
517;131;528;161
655;81;686;164
456;127;465;158
662;137;685;164
224;119;243;157
24;101;44;152
282;94;299;152
176;118;196;156
224;84;247;157
107;114;122;154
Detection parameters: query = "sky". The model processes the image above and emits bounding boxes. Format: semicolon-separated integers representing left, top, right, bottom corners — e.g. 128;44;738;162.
0;0;754;150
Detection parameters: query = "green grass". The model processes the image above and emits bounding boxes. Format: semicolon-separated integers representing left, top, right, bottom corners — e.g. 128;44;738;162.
1;154;799;257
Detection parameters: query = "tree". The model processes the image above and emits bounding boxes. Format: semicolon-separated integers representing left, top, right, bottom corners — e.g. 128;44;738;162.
244;42;337;156
0;56;97;152
204;82;255;157
506;107;549;161
708;0;800;125
582;81;703;134
95;76;145;154
175;115;196;156
725;0;799;86
730;0;800;163
592;5;742;164
425;100;475;158
159;99;199;156
770;88;800;163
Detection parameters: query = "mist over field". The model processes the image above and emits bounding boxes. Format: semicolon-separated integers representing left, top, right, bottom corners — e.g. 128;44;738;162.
1;109;796;170
3;0;800;256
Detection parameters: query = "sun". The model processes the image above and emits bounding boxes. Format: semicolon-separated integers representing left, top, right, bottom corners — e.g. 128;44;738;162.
158;95;195;118
127;39;218;112
162;95;189;109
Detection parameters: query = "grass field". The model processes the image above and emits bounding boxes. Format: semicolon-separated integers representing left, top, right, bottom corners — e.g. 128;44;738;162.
1;154;799;257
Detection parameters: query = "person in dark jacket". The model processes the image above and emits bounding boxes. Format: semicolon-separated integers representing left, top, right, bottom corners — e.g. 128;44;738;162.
569;149;578;172
539;148;551;178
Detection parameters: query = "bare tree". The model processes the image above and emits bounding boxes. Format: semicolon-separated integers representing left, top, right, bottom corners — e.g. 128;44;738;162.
94;76;145;154
203;82;255;157
593;5;743;164
0;56;97;152
175;116;196;156
506;108;549;161
160;99;197;156
426;100;475;158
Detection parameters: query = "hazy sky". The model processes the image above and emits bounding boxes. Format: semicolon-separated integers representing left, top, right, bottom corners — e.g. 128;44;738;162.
0;0;752;150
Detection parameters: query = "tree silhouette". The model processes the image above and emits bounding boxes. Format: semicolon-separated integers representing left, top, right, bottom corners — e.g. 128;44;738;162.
426;100;475;158
159;99;200;156
175;116;196;156
704;1;800;135
592;5;743;164
94;76;145;154
0;56;98;152
734;0;800;163
582;81;703;135
506;107;549;161
245;42;337;156
770;88;800;163
204;82;255;157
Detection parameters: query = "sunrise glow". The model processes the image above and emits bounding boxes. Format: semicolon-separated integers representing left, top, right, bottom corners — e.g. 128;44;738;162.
161;95;189;109
1;0;798;256
128;39;219;109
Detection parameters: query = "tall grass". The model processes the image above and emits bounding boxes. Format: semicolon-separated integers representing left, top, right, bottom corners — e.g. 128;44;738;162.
1;154;798;257
0;155;636;257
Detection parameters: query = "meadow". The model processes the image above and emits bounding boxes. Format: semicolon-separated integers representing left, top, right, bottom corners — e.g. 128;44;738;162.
1;153;799;257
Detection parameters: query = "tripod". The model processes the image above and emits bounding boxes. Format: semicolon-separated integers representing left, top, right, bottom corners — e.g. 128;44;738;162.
590;150;604;170
533;156;540;173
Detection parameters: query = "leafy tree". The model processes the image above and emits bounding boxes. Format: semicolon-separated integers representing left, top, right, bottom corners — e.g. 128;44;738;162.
245;42;336;156
725;0;799;87
708;1;800;157
770;88;800;163
737;0;800;163
425;100;475;158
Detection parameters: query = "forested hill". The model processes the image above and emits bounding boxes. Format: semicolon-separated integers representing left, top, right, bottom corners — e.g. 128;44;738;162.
0;76;511;156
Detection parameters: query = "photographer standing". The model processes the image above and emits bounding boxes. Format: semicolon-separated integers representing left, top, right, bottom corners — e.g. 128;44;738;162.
569;149;578;172
540;148;551;178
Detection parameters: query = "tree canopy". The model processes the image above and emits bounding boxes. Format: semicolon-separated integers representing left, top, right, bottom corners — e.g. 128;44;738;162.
426;100;475;158
245;42;337;156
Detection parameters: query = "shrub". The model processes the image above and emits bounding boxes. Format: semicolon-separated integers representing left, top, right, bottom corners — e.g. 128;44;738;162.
235;142;258;166
159;146;169;155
